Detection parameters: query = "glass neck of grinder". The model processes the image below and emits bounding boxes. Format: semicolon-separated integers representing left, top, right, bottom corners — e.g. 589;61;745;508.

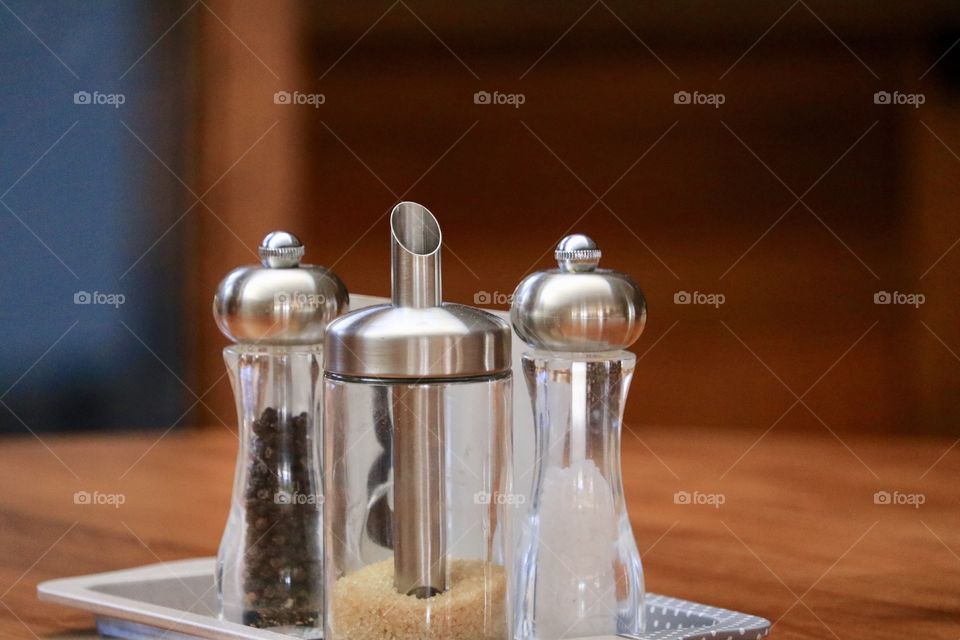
522;350;636;489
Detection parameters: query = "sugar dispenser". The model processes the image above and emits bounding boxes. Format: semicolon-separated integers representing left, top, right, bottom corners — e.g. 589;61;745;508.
323;202;513;640
510;234;647;640
213;231;348;636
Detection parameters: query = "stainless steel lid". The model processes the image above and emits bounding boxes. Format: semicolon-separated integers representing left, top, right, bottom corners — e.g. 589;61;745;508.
323;202;511;379
213;231;349;345
510;234;646;352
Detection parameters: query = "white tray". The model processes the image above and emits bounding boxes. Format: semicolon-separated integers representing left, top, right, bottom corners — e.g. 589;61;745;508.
37;558;771;640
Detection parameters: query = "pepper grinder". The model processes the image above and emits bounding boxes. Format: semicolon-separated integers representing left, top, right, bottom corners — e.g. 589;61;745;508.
213;231;348;636
322;202;513;640
510;234;647;640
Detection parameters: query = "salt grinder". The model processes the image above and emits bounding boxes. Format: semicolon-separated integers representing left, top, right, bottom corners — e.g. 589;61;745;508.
323;202;513;640
213;231;348;636
510;234;647;639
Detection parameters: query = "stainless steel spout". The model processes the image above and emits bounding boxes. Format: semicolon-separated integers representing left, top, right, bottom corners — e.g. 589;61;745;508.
392;384;446;598
391;202;442;309
389;202;447;598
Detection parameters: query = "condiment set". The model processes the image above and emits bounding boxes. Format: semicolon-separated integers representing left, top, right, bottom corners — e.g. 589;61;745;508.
213;203;648;640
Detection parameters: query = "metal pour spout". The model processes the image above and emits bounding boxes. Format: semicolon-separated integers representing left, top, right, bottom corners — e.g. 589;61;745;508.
389;202;447;598
391;202;442;309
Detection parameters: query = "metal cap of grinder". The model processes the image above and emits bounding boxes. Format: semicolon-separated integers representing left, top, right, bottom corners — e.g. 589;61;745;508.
214;231;349;345
510;233;646;352
324;202;511;598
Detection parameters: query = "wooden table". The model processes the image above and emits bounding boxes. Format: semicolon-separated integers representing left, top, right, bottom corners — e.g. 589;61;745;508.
0;425;956;639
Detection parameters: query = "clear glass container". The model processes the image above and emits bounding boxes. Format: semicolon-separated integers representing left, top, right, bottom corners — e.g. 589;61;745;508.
513;351;644;640
323;373;512;640
216;345;324;637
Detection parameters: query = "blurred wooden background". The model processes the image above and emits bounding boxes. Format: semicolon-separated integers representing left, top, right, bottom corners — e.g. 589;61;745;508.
189;1;960;436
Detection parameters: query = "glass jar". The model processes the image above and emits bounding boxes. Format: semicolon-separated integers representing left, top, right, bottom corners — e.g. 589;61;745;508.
217;345;324;634
514;351;642;639
213;231;348;637
323;374;512;640
322;202;513;640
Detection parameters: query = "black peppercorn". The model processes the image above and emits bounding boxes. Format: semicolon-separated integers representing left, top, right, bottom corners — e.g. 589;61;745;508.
241;408;322;629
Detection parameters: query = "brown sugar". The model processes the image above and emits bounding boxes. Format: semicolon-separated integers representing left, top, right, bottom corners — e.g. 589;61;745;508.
330;558;507;640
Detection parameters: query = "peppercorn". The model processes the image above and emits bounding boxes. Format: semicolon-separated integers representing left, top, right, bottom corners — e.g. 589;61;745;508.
241;408;322;629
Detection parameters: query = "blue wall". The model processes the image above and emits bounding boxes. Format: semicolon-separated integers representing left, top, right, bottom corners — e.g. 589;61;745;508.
0;1;193;432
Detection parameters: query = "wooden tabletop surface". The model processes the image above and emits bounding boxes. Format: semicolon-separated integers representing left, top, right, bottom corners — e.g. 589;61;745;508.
0;425;956;639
